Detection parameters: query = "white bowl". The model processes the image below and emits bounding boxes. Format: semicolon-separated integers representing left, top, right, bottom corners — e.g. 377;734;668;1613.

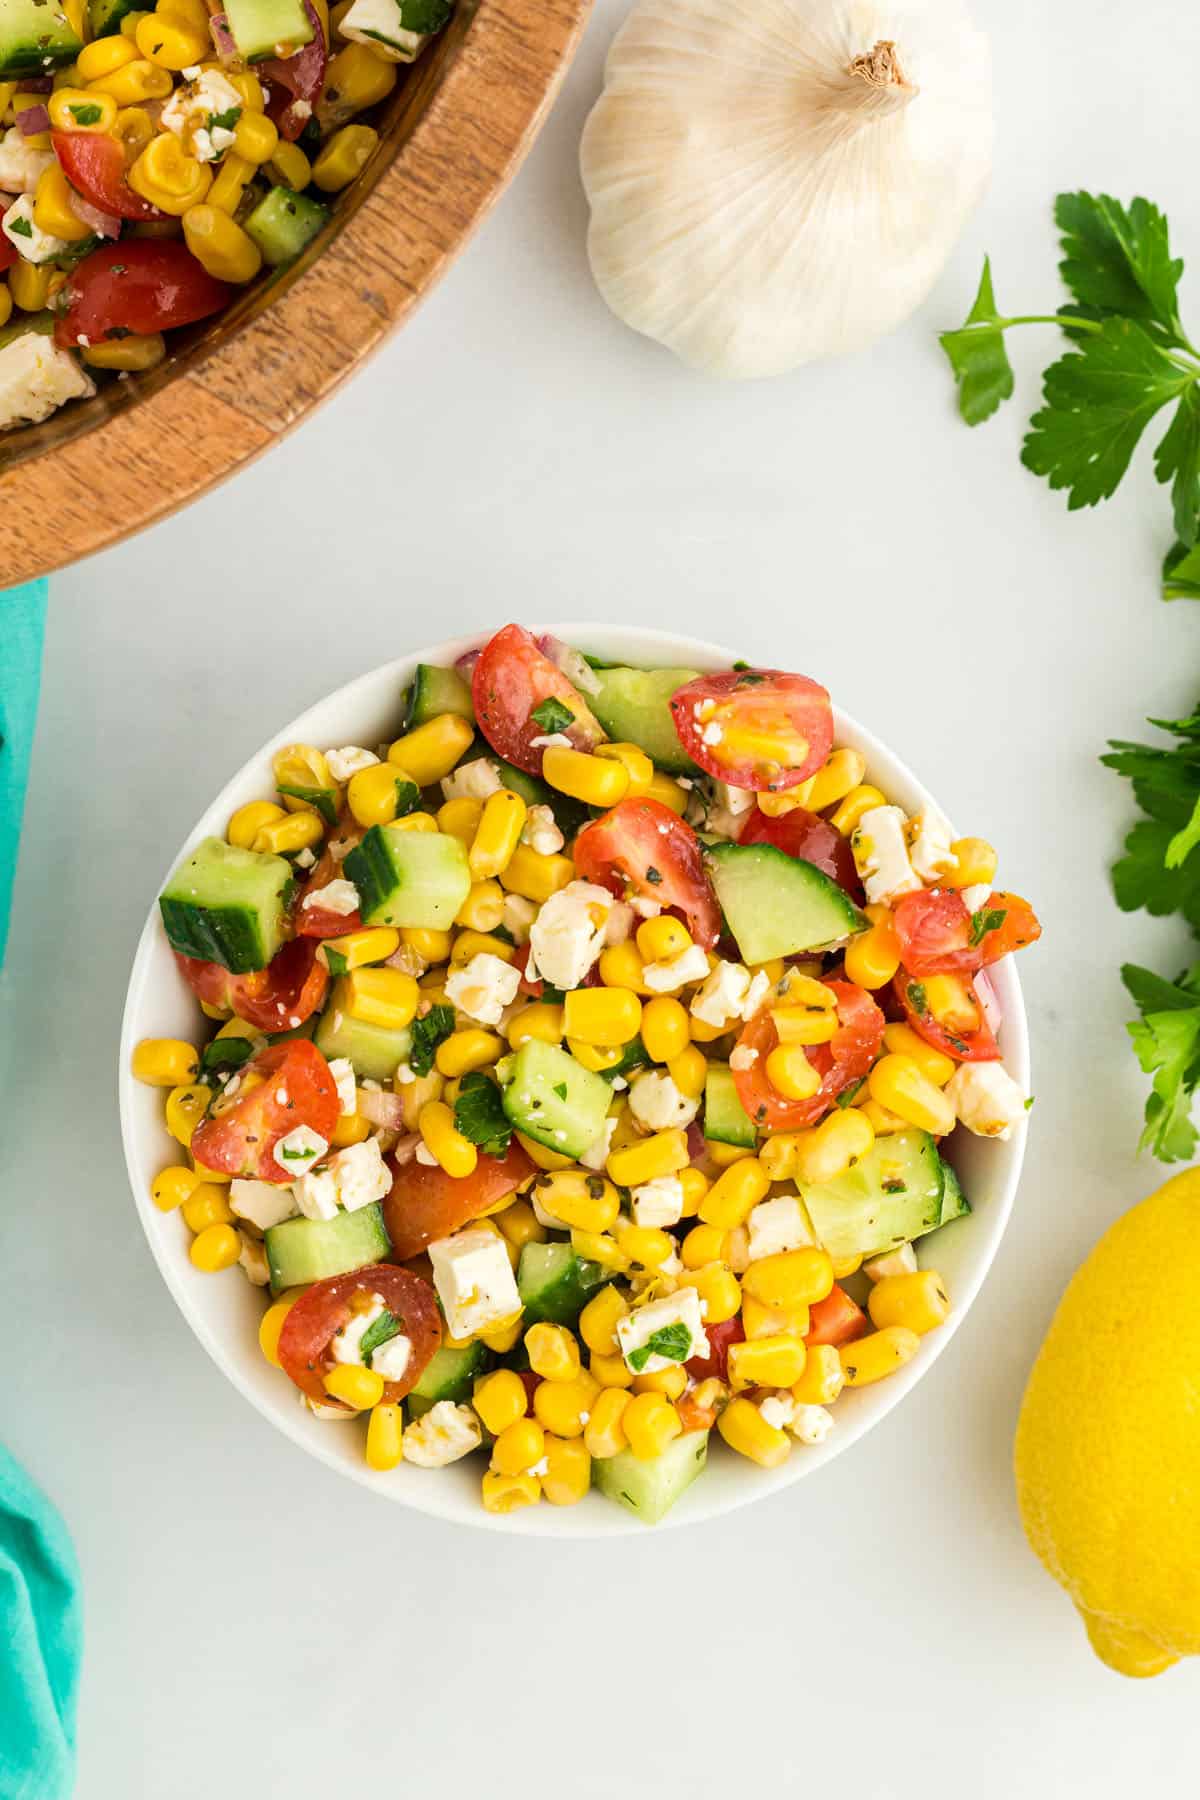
119;625;1029;1536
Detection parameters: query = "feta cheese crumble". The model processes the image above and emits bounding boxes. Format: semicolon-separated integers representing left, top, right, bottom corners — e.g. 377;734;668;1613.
617;1288;708;1374
522;804;564;856
863;1243;919;1282
908;809;959;885
630;1174;686;1227
501;892;537;946
747;1195;813;1261
402;1401;482;1467
326;745;379;782
527;881;613;990
852;806;922;906
3;194;70;264
642;942;710;994
945;1062;1027;1140
690;961;770;1029
301;878;359;916
441;757;503;802
445;952;522;1026
275;1124;328;1169
331;1295;387;1365
628;1070;699;1132
327;1056;358;1118
428;1227;521;1339
229;1179;299;1231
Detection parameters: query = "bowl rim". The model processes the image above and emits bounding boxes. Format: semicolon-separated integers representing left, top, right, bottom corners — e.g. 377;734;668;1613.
3;0;592;586
119;623;1030;1536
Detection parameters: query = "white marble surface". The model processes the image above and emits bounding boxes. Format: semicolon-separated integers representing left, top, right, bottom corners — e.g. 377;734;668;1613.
7;0;1200;1790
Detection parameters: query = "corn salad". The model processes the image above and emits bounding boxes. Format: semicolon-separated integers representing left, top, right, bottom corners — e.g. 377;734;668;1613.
0;0;452;432
132;624;1040;1522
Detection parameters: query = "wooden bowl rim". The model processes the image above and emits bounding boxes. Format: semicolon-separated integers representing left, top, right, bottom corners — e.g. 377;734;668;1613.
1;0;590;585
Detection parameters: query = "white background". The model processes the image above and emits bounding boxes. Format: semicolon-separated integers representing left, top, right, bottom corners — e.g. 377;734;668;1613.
6;0;1200;1790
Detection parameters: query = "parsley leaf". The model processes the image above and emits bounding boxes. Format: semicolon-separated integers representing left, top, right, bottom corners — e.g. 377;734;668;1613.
836;1077;866;1109
200;1036;255;1076
1103;706;1200;931
8;217;32;239
1123;969;1200;1162
530;697;574;735
627;1322;693;1372
452;1072;513;1156
408;1004;455;1076
68;102;102;124
968;906;1008;948
359;1309;405;1365
939;256;1015;425
207;105;242;131
1163;540;1200;601
906;981;928;1017
1055;193;1186;345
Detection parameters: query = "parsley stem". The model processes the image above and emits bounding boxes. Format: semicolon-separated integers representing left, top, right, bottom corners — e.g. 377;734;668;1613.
980;311;1200;378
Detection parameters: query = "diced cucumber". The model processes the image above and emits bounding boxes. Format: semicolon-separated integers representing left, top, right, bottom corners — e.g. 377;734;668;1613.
798;1130;949;1262
585;665;701;775
409;1341;488;1404
345;826;471;930
705;841;865;965
404;663;475;729
88;0;140;37
264;1202;391;1295
244;187;331;268
159;836;293;973
500;1040;613;1160
314;980;413;1080
593;1429;709;1525
0;0;82;75
938;1157;971;1227
517;1241;611;1326
224;0;313;61
704;1064;757;1148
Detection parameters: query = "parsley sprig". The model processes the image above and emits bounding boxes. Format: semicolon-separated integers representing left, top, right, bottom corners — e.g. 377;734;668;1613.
941;194;1200;589
1103;703;1200;1158
452;1072;513;1156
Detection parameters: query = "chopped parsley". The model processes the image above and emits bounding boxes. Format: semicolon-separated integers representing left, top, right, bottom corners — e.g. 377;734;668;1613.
8;217;32;239
200;1036;255;1076
68;102;102;124
645;865;662;885
408;1003;455;1076
628;1323;693;1372
836;1078;866;1109
453;1071;513;1156
552;1081;568;1100
906;981;928;1016
530;696;575;735
279;1140;319;1162
207;105;242;131
882;1178;907;1194
393;777;421;816
359;1309;404;1365
968;906;1008;947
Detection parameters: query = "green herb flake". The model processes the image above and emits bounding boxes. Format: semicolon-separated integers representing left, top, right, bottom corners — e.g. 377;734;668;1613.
8;217;33;239
645;865;662;885
68;102;102;124
836;1078;867;1109
968;906;1008;948
207;105;242;131
906;981;928;1016
530;696;575;735
627;1321;693;1373
359;1309;404;1365
453;1071;513;1157
408;1003;456;1077
552;1081;568;1100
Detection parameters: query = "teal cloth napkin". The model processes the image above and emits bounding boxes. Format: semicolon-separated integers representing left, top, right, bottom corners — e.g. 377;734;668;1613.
0;1447;81;1800
0;580;47;966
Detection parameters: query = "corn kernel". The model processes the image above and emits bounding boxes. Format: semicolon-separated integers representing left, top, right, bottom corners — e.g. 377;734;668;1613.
365;1402;404;1470
266;139;311;189
860;1098;908;1135
594;742;654;795
438;797;483;846
258;1296;299;1366
132;1037;199;1086
868;1054;956;1137
532;1170;620;1234
741;1294;809;1340
516;1131;574;1172
498;845;575;904
698;1156;771;1229
232;108;278;165
312;120;379;190
611;1220;675;1270
533;1371;599;1438
181;1182;235;1234
77;34;138;79
791;1343;844;1405
579;1284;629;1356
607;1128;689;1188
771;1006;838;1047
644;771;688;815
764;1045;822;1102
727;1333;807;1392
151;1165;201;1212
322;932;405;979
667;1043;707;1097
525;1322;581;1383
839;1326;921;1387
436;1028;502;1078
478;1313;524;1353
467;789;526;881
165;1082;211;1148
584;1387;631;1458
943;837;998;890
135;11;209;67
473;1368;528;1435
681;1222;727;1270
494;1198;546;1255
718;1396;791;1467
88;56;173;104
481;1470;541;1513
637;996;687;1064
81;331;166;372
623;1391;683;1460
843;918;901;990
401;926;452;965
506;1004;564;1049
868;1270;950;1336
387;713;474;786
678;1263;741;1323
324;1364;385;1409
598;940;652;997
830;784;887;836
455;878;505;932
227;799;283;848
631;1365;688;1399
189;1222;240;1273
346;761;414;828
677;1167;709;1217
571;1228;630;1273
251;811;324;856
491;1416;546;1476
542;745;629;807
183;204;262;283
742;1247;834;1311
636;915;692;963
540;1435;591;1505
792;1108;874;1186
589;1351;635;1389
562;986;642;1047
418;1100;477;1179
128;128;210;212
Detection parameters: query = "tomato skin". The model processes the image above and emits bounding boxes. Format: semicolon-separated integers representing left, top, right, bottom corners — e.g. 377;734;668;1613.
52;130;164;222
806;1285;868;1348
891;889;981;978
174;936;328;1033
669;669;834;792
676;1385;723;1431
739;806;862;901
978;891;1042;965
293;847;363;938
190;1039;340;1182
894;973;1000;1063
0;237;17;275
383;1139;536;1261
262;0;327;140
278;1265;442;1403
471;624;605;776
573;797;722;949
733;978;885;1130
55;240;231;348
685;1314;744;1383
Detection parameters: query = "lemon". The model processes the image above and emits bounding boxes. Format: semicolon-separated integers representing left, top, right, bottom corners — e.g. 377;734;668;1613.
1014;1168;1200;1678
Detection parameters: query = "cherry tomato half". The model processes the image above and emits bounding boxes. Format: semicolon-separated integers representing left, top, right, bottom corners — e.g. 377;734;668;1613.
383;1139;535;1261
685;1315;744;1383
52;130;164;222
806;1285;868;1348
739;805;862;901
733;977;884;1131
891;889;981;978
977;892;1042;965
669;669;833;792
471;623;605;776
293;845;363;938
278;1264;442;1403
174;936;328;1034
262;0;327;140
574;797;721;949
55;240;231;349
190;1038;340;1183
894;972;1000;1063
0;237;18;275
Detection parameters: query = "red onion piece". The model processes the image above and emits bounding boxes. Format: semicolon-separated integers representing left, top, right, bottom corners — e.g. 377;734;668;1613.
454;648;481;679
19;76;52;93
686;1121;706;1161
17;104;51;137
208;10;238;58
391;1133;421;1167
536;634;601;695
975;969;1002;1037
357;1087;407;1130
70;195;122;239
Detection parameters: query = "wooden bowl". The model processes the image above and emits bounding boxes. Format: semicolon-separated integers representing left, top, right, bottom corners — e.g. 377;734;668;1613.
1;0;590;585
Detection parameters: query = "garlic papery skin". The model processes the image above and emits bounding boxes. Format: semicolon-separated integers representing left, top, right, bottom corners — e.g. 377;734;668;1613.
579;0;993;379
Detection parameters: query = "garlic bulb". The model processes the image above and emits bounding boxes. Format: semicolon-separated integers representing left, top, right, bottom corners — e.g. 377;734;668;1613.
580;0;992;378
